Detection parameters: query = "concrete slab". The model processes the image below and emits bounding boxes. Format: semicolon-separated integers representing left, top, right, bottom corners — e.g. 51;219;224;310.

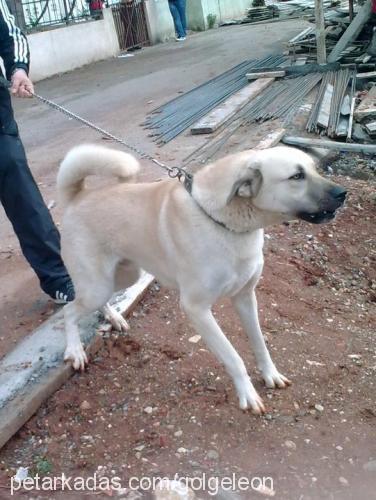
0;271;154;449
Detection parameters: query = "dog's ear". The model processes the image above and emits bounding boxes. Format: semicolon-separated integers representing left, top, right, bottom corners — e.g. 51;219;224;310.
227;169;262;204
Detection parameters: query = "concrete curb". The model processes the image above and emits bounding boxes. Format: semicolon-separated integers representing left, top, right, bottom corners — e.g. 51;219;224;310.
0;271;154;450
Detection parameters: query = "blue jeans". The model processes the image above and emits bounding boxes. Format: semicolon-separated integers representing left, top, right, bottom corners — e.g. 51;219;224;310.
168;0;186;38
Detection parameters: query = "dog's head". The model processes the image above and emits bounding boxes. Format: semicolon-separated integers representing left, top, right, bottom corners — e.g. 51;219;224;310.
192;146;346;231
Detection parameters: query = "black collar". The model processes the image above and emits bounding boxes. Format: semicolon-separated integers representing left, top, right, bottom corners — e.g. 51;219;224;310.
183;173;250;234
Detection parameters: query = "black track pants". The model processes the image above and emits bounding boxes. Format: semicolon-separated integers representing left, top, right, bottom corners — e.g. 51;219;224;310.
0;133;71;295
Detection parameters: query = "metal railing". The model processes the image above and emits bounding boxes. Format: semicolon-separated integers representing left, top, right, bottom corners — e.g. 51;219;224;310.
6;0;104;32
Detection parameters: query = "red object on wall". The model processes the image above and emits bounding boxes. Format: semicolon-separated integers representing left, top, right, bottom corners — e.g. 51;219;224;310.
372;0;376;14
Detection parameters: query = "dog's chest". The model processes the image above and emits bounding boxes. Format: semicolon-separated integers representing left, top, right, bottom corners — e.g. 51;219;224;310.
208;231;264;296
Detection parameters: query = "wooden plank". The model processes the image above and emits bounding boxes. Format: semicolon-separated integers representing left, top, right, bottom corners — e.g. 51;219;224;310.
347;96;356;140
354;85;376;122
315;0;327;63
365;121;376;136
0;272;154;450
282;135;376;154
246;70;285;80
254;128;286;149
356;71;376;79
328;0;372;63
317;83;334;128
191;78;274;135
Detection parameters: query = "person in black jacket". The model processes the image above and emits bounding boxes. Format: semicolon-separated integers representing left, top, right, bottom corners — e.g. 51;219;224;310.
0;0;74;304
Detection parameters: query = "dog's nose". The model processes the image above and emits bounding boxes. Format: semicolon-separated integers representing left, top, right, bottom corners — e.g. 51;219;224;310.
330;186;347;203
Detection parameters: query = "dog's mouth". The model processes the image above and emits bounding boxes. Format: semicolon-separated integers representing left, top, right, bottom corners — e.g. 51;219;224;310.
297;210;337;224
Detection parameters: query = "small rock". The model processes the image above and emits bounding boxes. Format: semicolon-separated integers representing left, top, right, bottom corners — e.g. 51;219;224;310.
284;440;297;450
144;406;153;414
188;335;201;344
207;449;219;460
363;460;376;472
339;477;349;486
177;447;188;454
174;430;183;437
315;404;324;412
154;479;196;499
80;400;91;411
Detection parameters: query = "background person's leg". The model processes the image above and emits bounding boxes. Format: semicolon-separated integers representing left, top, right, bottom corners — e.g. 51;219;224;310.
168;0;185;38
175;0;187;36
0;134;73;299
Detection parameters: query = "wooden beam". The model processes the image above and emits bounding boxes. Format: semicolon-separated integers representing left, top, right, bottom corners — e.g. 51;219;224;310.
347;96;356;141
255;128;286;149
365;121;376;136
328;0;372;63
315;0;327;64
0;272;154;450
191;78;274;135
282;135;376;154
354;85;376;122
246;70;285;80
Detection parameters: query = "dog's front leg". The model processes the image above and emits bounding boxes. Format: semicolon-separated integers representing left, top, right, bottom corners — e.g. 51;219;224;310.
103;303;130;332
181;297;265;414
232;287;291;390
63;301;88;371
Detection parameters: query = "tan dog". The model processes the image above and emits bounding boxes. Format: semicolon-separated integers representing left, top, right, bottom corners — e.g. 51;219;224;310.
58;145;346;413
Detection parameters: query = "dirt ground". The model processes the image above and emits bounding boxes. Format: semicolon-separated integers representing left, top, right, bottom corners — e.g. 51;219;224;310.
0;162;375;499
0;19;375;500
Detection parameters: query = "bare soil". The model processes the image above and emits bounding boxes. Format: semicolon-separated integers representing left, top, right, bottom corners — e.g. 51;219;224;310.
0;171;375;500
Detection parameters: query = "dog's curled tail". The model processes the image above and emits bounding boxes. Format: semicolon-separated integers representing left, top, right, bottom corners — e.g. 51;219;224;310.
57;144;140;206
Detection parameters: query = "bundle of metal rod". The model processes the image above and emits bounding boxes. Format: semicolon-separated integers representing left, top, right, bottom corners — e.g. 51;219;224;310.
306;68;356;137
144;54;288;144
327;68;355;137
306;71;334;133
243;73;323;124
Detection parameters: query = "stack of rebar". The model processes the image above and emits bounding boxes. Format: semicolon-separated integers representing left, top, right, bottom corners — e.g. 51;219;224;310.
144;54;288;144
243;73;323;124
306;68;355;137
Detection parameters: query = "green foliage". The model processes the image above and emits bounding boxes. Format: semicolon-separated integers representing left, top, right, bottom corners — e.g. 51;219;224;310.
206;13;216;29
34;457;53;476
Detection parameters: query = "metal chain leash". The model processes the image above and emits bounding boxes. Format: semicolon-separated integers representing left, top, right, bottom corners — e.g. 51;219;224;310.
0;77;193;188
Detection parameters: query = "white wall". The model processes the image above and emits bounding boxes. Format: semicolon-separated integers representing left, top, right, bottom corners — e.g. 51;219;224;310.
144;0;175;44
28;9;120;82
187;0;250;31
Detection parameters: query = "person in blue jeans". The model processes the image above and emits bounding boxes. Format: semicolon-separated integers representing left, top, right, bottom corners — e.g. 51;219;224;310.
168;0;187;41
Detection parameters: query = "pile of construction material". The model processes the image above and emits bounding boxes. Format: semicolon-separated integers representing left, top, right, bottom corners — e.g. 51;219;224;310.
286;0;376;65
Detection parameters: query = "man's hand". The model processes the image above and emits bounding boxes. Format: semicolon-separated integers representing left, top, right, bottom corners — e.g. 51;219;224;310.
11;69;34;97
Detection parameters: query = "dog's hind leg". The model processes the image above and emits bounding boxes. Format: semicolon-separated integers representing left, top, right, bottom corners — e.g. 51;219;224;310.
180;295;265;414
232;285;292;390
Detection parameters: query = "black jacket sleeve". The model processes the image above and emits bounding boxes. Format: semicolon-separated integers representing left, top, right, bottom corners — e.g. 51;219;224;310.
0;0;30;80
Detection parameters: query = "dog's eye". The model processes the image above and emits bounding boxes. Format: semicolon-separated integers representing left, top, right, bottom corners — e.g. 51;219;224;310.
289;172;305;181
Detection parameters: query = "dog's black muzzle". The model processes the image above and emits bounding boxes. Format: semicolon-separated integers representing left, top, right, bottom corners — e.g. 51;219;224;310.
297;185;347;224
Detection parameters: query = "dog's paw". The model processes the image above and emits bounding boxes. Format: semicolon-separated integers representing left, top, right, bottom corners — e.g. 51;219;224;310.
64;342;88;371
262;366;292;389
104;307;130;333
235;376;265;414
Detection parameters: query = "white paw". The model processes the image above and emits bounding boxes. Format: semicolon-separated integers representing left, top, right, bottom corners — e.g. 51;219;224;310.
104;307;130;333
262;365;292;389
235;376;265;414
64;342;88;371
